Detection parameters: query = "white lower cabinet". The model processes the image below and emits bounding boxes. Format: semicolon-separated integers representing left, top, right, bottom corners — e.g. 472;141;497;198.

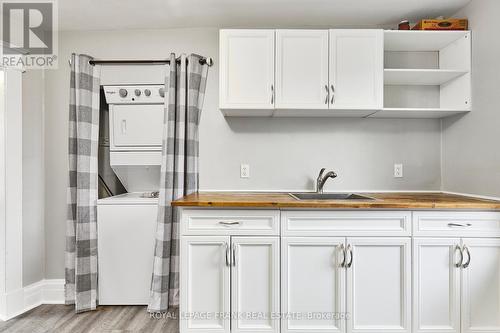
282;237;346;333
414;238;500;333
231;237;280;333
180;209;500;333
461;238;500;333
180;235;280;333
347;238;411;333
181;236;231;333
413;238;461;333
282;237;410;333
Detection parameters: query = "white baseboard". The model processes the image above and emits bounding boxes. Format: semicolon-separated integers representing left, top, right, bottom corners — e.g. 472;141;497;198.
0;279;65;321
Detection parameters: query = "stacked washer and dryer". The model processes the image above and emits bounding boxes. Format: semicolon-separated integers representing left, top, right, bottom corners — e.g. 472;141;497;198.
97;85;165;305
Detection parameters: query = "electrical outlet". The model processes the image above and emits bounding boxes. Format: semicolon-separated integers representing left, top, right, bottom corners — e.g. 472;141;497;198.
240;164;250;178
394;163;403;178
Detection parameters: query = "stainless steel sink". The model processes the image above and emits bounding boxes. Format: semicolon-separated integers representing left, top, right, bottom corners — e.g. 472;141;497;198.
289;192;375;200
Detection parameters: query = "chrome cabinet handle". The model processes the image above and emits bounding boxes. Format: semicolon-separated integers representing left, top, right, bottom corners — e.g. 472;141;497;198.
224;243;230;267
448;223;472;228
346;244;353;268
219;221;241;226
462;245;471;268
271;84;274;104
232;243;237;267
454;244;463;268
330;84;335;104
324;84;329;104
338;243;346;267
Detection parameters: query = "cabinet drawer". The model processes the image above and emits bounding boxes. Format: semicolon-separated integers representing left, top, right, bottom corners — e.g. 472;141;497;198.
181;209;280;236
282;210;411;236
413;211;500;237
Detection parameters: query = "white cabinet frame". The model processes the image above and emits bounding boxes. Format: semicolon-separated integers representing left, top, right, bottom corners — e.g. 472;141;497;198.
179;209;500;333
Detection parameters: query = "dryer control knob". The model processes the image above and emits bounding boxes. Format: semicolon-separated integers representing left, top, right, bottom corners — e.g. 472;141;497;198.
144;89;151;97
134;89;141;97
119;88;128;98
159;87;165;98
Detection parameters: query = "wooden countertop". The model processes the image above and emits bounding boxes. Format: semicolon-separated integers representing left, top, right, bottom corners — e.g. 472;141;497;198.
172;192;500;210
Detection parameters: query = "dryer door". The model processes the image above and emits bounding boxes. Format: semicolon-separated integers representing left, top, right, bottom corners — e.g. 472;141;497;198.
110;104;164;150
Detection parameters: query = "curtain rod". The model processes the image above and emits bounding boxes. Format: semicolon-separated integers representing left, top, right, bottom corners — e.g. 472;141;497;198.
86;57;213;67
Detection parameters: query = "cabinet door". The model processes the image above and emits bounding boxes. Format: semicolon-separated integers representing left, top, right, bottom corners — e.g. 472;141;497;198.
97;204;158;305
329;29;383;110
461;238;500;333
275;30;329;109
180;236;230;333
219;30;275;111
413;238;461;333
282;237;346;333
346;238;411;333
231;237;280;333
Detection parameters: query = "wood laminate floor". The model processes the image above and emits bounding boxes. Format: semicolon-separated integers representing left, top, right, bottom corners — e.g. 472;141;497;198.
0;305;178;333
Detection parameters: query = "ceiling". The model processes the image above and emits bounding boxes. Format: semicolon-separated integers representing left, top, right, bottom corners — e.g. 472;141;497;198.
58;0;471;31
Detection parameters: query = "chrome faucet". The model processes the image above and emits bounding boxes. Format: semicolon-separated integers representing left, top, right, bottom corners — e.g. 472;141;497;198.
316;168;338;194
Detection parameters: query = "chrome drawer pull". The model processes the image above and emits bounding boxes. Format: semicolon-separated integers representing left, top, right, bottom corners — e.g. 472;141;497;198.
219;221;241;226
454;244;463;268
448;223;472;228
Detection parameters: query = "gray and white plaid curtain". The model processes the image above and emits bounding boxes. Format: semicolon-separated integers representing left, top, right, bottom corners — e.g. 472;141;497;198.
149;53;209;312
65;53;100;313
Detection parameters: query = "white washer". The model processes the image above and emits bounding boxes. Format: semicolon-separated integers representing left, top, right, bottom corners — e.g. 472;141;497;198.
97;192;158;305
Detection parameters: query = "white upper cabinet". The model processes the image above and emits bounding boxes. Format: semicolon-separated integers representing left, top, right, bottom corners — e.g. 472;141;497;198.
219;29;470;118
275;30;329;109
329;29;383;111
219;30;275;114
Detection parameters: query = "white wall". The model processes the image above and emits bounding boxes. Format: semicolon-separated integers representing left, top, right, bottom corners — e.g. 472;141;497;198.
22;70;45;286
43;28;442;279
442;0;500;197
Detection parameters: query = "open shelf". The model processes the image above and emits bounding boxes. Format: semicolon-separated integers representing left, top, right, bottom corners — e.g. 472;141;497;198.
383;30;471;118
369;108;469;119
384;69;468;85
384;30;470;51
